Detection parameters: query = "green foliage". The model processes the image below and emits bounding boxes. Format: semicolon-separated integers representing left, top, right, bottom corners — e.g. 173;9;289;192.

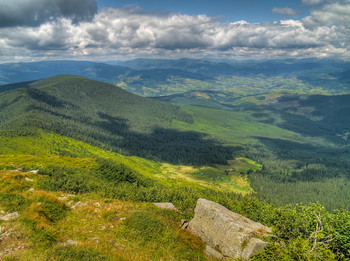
121;211;166;243
38;165;103;194
96;158;153;187
52;246;111;261
326;210;350;260
118;209;205;260
30;192;70;222
252;237;336;260
0;75;238;165
0;193;28;212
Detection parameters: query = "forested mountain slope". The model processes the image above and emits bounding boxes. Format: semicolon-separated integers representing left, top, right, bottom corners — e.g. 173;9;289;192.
0;75;235;165
165;92;350;211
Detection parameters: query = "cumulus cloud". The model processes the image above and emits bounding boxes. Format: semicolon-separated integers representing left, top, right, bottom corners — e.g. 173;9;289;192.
302;0;323;5
302;1;350;28
1;19;79;50
302;1;350;50
272;7;297;16
0;0;97;28
71;9;325;52
0;4;349;61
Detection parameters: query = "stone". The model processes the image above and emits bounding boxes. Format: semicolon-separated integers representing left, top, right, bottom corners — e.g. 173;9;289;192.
65;239;79;246
29;170;39;174
25;177;34;182
241;237;269;260
205;245;224;259
153;202;178;211
28;188;35;192
188;198;271;260
0;212;20;221
180;219;189;229
71;201;88;209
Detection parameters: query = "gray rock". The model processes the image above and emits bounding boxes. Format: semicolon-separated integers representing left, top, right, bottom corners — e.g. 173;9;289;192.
0;212;20;221
188;198;271;260
205;245;224;259
153;202;178;211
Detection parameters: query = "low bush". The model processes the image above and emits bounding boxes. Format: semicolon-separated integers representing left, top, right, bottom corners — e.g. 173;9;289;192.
0;193;29;212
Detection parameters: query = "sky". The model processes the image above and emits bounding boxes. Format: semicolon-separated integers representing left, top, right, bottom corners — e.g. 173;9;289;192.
0;0;349;62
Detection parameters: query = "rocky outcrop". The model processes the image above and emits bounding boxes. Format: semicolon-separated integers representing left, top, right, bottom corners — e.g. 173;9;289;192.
188;198;271;260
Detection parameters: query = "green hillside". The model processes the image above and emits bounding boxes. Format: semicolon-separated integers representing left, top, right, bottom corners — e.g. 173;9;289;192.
0;75;236;165
167;94;350;211
1;129;349;260
2;75;350;259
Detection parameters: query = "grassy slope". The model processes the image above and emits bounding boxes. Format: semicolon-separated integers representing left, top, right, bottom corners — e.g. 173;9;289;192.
0;170;206;260
0;129;240;260
173;106;304;145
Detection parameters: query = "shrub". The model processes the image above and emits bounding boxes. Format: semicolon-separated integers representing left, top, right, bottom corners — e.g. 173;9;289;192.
0;193;28;212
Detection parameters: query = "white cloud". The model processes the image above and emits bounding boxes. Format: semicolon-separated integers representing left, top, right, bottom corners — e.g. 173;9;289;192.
272;8;297;16
0;4;349;61
302;1;350;28
302;1;350;50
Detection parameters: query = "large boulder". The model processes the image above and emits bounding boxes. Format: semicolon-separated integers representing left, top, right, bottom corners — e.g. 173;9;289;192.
188;198;271;260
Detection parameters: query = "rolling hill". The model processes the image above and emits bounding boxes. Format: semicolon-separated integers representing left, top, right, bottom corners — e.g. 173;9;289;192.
0;75;236;165
1;74;350;260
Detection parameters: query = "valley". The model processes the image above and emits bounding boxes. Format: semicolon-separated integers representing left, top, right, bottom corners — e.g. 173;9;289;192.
1;58;350;260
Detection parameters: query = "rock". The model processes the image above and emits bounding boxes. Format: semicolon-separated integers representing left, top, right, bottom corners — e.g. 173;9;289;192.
29;170;39;174
71;201;88;209
188;198;271;260
25;177;34;182
153;202;178;211
28;188;35;192
205;245;224;259
180;219;189;229
241;237;269;260
65;239;79;246
0;212;20;221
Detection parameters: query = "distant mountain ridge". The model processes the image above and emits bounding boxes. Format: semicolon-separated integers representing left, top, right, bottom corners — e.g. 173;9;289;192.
1;58;349;97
